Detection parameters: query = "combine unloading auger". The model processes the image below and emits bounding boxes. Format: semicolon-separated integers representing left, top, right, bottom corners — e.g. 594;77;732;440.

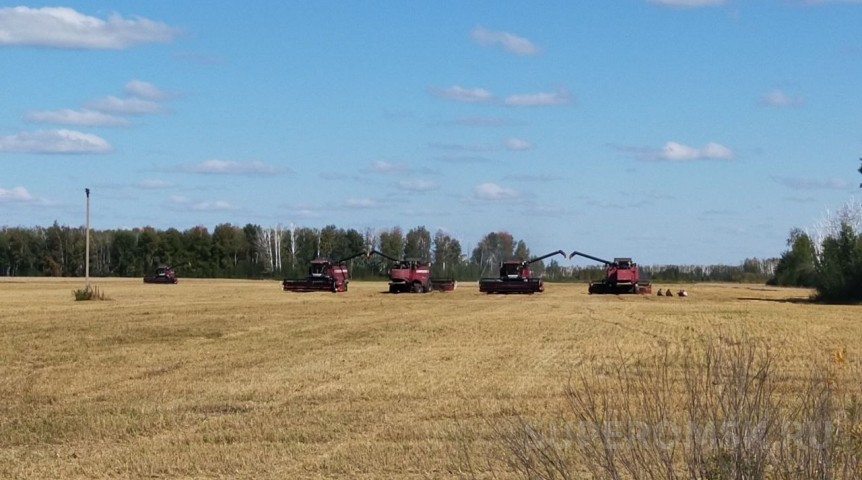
282;250;368;293
568;251;651;294
478;250;566;294
367;250;456;293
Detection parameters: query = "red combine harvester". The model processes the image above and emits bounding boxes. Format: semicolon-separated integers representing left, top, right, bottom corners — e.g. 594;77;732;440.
478;250;566;294
143;265;178;284
282;251;367;293
568;251;652;294
368;250;456;293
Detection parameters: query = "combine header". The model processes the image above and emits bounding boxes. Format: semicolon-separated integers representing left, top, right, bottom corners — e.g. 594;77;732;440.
568;251;652;294
368;250;456;293
282;251;367;293
478;250;566;294
143;265;178;284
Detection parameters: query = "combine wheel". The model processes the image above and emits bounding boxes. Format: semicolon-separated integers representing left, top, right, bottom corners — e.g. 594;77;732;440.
389;285;398;294
412;282;423;293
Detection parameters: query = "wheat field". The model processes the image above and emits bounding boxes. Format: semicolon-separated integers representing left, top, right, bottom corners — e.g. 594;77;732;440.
0;278;858;479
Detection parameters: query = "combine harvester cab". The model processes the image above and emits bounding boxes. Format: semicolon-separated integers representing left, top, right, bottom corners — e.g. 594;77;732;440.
143;265;178;284
478;250;566;294
568;251;652;294
368;250;456;293
282;251;366;293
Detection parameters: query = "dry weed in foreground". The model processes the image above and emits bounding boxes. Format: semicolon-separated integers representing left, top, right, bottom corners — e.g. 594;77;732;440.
72;285;108;301
476;338;862;480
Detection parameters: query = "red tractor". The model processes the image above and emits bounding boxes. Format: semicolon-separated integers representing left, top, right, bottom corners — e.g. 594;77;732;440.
368;250;456;293
143;265;178;284
282;251;367;293
478;250;566;294
568;251;652;294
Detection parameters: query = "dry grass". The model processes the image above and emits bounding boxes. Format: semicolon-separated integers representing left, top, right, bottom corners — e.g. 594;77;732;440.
0;279;859;479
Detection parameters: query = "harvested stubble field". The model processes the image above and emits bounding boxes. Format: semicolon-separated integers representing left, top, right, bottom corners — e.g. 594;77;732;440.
0;278;859;479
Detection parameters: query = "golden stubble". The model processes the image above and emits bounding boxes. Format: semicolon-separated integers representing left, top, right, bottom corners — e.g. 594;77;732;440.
0;278;856;479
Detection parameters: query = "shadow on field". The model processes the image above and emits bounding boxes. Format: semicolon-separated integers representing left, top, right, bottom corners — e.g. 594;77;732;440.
736;296;812;304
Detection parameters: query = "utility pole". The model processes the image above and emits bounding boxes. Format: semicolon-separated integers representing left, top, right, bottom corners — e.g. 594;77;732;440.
85;188;90;289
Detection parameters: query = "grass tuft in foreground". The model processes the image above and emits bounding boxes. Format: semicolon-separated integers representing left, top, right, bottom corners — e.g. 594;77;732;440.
72;285;108;301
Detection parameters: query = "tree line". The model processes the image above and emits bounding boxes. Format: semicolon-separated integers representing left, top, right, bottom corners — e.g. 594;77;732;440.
0;221;778;283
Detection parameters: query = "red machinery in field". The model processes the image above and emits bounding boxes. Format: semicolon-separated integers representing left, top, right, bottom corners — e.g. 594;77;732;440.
478;250;566;294
568;251;652;294
143;265;178;284
282;251;367;293
368;250;456;293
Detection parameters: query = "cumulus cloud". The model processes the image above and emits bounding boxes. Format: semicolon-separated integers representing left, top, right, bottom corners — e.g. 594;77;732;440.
451;116;512;127
656;141;735;161
760;90;805;107
474;182;518;201
0;186;48;205
24;109;129;127
0;6;180;49
504;138;533;151
168;195;236;211
84;95;169;115
430;85;494;103
180;160;288;175
503;88;571;107
365;160;407;174
771;176;852;190
124;80;172;100
469;26;541;56
646;0;726;6
398;180;439;192
0;129;111;154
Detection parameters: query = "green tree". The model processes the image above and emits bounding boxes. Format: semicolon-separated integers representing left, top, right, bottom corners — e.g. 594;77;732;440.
404;226;432;260
815;223;862;302
379;227;404;260
770;229;817;287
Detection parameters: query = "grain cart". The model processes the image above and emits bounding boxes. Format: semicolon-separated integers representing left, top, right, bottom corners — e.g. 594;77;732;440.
282;251;368;293
143;265;178;284
367;250;456;293
478;250;566;294
568;251;652;294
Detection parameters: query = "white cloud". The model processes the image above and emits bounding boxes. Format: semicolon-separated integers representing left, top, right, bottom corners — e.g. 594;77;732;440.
452;116;511;127
366;160;406;174
191;200;236;211
345;198;379;208
0;186;40;204
24;109;129;127
0;129;111;154
646;0;726;6
398;180;439;192
474;182;518;200
137;179;175;189
0;7;180;49
84;95;169;115
430;85;494;103
469;26;541;56
168;195;235;211
503;88;571;107
124;80;171;100
760;90;805;107
181;160;288;175
504;138;533;151
657;141;735;161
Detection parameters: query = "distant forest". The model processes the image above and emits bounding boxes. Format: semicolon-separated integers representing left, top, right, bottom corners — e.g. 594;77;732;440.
0;222;777;283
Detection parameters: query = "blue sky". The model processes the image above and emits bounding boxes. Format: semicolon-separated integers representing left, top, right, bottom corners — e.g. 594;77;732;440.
1;1;860;264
